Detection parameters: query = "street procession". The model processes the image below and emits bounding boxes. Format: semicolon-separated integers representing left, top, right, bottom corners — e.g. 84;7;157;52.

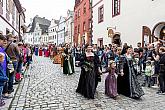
0;0;165;110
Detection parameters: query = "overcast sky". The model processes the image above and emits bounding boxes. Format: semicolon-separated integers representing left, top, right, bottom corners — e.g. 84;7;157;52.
20;0;75;25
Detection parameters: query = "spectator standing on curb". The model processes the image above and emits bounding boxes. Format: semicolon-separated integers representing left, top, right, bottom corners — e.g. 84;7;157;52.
156;47;165;94
0;35;8;107
5;34;20;94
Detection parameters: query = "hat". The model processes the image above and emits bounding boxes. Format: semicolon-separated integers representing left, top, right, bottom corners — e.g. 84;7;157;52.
0;34;6;40
6;33;13;40
18;42;23;45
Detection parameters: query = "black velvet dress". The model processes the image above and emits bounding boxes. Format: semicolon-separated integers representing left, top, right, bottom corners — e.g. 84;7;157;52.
76;53;101;99
63;48;75;75
117;55;144;99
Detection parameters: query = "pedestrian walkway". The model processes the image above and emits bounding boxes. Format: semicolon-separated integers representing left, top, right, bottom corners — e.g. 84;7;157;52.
9;56;165;110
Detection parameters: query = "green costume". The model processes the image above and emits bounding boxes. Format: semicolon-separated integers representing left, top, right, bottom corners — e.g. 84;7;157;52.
63;48;75;75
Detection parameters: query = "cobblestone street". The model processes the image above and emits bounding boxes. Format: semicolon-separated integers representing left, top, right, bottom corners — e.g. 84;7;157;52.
9;56;165;110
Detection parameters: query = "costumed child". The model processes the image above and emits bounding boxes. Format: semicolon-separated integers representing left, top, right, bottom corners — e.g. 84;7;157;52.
144;60;153;87
103;60;120;100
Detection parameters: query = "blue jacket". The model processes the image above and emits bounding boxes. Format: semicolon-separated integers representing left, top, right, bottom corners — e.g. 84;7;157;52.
0;64;8;86
0;47;7;77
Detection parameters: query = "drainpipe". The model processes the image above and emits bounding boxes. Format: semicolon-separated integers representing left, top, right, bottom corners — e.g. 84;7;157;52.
18;13;21;41
90;0;93;45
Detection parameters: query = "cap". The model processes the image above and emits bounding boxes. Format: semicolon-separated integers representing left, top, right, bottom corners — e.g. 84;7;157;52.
0;34;7;40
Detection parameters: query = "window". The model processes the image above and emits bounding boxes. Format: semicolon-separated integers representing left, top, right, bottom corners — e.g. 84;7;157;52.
75;26;77;34
65;31;68;36
12;3;15;20
75;11;77;19
78;9;80;17
78;24;80;33
6;0;9;12
98;5;104;23
0;0;3;6
83;22;86;31
83;3;86;14
112;0;120;17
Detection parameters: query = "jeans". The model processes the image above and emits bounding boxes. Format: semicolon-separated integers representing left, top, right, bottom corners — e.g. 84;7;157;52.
8;61;18;91
0;86;3;100
144;75;152;86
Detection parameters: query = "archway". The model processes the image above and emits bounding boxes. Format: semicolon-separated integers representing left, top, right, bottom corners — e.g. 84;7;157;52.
152;22;165;42
112;34;121;46
142;26;151;47
160;26;165;40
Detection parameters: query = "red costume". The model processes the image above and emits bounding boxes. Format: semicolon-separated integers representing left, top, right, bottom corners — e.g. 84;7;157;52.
39;48;43;56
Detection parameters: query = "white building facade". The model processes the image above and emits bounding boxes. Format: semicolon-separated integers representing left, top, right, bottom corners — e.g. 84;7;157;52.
41;33;49;45
24;32;33;45
33;22;42;45
0;0;26;39
65;10;74;46
92;0;165;47
25;16;50;45
57;17;67;45
48;19;59;44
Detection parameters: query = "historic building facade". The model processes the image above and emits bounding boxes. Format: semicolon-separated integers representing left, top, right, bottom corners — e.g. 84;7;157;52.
74;0;92;46
0;0;26;40
57;16;67;45
48;19;59;44
65;10;74;46
92;0;165;47
25;15;50;45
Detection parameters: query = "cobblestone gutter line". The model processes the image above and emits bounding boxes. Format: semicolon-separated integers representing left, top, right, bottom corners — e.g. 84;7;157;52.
8;66;31;110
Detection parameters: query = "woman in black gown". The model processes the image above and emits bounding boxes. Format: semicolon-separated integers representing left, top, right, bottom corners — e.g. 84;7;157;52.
76;45;101;99
117;46;144;99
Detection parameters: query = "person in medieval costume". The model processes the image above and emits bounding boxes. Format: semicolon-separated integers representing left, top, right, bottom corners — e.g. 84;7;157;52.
62;44;75;75
34;46;38;56
39;47;43;56
76;45;101;99
117;46;144;99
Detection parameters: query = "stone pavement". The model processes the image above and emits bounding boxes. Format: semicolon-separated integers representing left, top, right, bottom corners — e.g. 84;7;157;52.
9;56;165;110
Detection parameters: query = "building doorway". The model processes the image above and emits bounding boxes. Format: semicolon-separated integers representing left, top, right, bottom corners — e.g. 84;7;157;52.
97;38;103;47
112;34;121;46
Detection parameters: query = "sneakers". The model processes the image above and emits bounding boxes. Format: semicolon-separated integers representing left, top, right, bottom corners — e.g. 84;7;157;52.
156;91;165;95
0;100;5;107
2;94;13;99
